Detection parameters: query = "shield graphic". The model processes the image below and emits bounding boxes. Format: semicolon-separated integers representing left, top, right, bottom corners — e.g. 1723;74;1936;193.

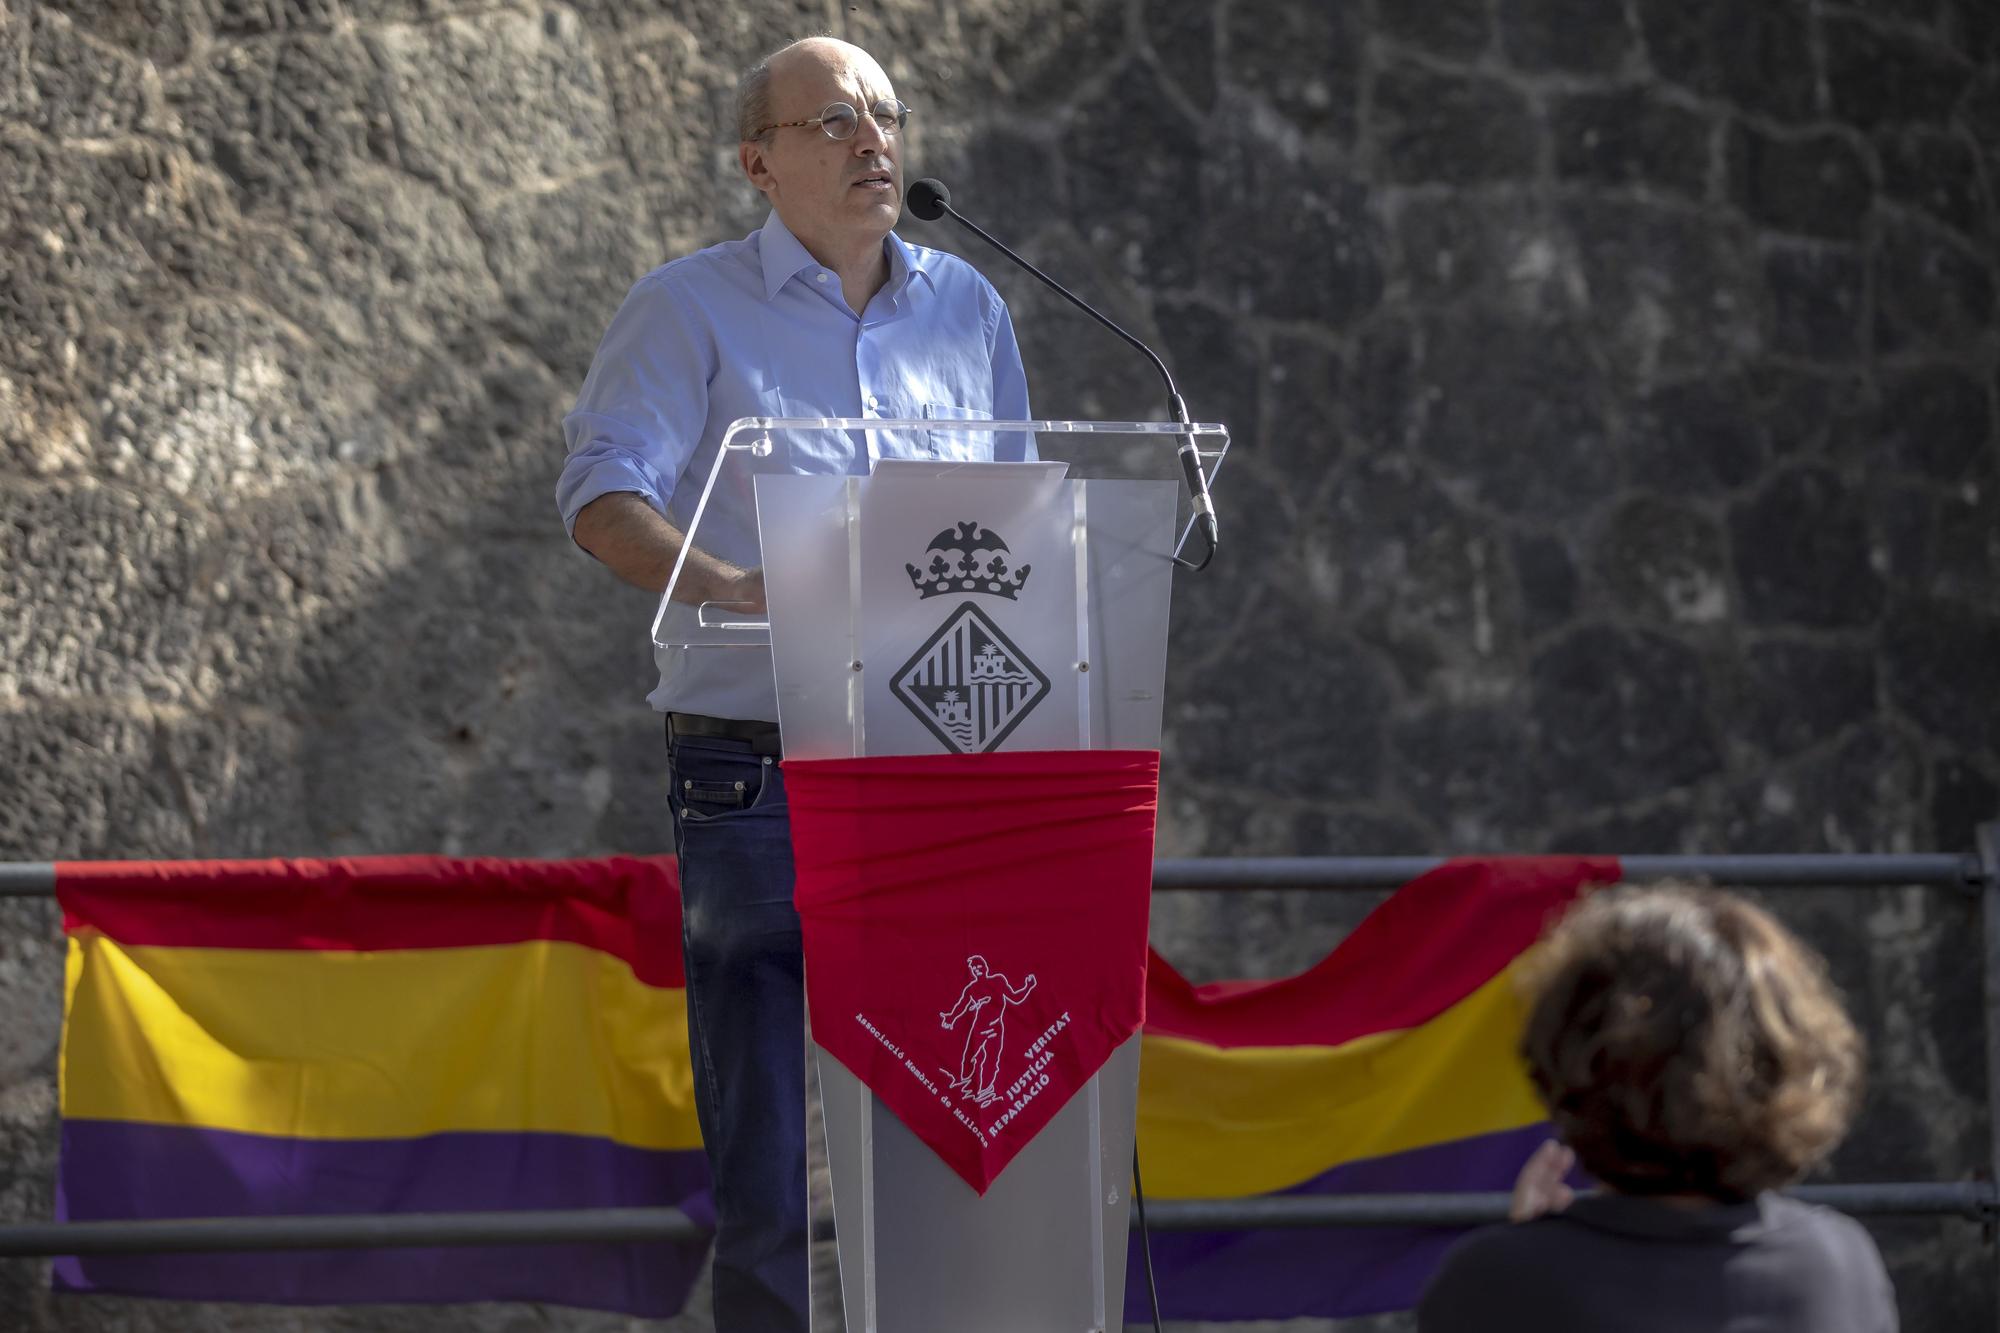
892;602;1052;754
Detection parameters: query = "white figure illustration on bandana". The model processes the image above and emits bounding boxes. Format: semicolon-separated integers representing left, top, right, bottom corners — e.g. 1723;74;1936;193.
938;955;1038;1107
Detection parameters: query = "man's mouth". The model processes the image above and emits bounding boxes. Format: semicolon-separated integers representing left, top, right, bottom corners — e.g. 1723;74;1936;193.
852;169;895;192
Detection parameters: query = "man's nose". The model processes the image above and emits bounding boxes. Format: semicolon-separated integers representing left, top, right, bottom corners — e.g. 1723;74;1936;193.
851;114;891;153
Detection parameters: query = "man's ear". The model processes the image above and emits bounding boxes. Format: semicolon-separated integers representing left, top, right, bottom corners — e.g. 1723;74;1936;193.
739;139;774;194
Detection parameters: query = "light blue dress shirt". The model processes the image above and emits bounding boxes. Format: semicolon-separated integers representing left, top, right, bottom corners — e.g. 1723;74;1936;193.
558;210;1034;721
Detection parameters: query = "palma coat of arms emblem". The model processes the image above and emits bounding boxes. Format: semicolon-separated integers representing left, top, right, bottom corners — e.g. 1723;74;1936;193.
892;521;1050;754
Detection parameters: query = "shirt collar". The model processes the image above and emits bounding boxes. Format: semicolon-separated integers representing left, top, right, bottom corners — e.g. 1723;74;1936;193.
757;210;939;301
1558;1192;1771;1242
758;210;821;300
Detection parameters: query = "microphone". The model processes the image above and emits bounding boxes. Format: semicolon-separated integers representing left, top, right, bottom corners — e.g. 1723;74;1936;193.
904;178;1219;570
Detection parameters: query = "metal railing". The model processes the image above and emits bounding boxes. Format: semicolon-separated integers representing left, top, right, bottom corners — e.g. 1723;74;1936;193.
4;836;1998;1269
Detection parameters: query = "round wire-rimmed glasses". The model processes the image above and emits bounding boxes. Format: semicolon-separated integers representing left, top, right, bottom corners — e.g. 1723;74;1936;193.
752;99;912;142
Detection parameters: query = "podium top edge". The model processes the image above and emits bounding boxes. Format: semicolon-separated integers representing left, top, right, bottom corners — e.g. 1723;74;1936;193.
717;418;1230;438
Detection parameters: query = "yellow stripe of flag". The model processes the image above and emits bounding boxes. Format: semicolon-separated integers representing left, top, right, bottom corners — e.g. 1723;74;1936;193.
1136;961;1545;1198
60;933;702;1151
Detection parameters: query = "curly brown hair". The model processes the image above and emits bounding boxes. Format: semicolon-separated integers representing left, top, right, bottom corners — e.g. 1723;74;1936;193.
1519;884;1865;1201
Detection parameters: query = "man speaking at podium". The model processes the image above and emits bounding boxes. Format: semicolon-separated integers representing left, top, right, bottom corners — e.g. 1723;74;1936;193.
555;34;1033;1332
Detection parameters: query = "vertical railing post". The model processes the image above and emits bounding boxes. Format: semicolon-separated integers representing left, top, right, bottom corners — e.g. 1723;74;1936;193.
1977;821;2000;1330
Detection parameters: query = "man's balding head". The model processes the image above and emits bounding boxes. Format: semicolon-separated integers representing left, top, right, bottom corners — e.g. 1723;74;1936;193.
737;37;891;144
735;35;907;274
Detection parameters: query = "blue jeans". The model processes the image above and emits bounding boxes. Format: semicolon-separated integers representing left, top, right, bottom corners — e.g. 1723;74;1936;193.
666;730;808;1332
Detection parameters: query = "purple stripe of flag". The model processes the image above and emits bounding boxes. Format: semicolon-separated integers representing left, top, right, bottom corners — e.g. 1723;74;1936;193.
1125;1121;1556;1324
53;1120;712;1317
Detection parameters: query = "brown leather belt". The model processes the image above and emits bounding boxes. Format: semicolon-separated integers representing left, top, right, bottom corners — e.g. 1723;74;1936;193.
666;712;782;755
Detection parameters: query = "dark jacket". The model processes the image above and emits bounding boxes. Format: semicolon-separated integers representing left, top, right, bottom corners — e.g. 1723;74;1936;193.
1416;1192;1897;1333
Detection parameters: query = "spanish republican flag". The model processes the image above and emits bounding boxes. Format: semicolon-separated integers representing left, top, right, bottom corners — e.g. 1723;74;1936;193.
1130;856;1619;1323
54;855;708;1315
52;853;1613;1321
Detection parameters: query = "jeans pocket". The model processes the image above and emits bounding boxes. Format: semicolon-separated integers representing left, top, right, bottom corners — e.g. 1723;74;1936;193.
670;742;780;824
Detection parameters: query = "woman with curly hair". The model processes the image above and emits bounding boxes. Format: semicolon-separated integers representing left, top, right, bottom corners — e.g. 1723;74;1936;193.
1418;884;1896;1332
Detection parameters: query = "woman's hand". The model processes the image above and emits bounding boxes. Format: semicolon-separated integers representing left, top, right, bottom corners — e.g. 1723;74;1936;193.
1508;1140;1577;1222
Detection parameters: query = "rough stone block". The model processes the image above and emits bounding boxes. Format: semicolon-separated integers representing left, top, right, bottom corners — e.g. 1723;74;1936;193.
1158;295;1264;454
0;706;198;859
1869;362;1991;481
1629;376;1768;493
1873;219;1997;353
1564;198;1761;383
981;227;1160;425
0;899;63;1086
473;171;661;381
1861;480;1940;592
1499;0;1637;74
167;33;397;210
207;0;342;38
1735;637;1879;759
1594;495;1731;626
1635;0;1819;122
596;18;727;216
1260;334;1349;480
1379;0;1490;59
1879;129;1989;239
1707;724;1926;853
1391;189;1588;321
79;300;384;503
1318;452;1520;679
1763;240;1867;362
19;5;169;141
1931;756;1999;850
1065;60;1204;288
1228;0;1364;144
1931;484;2000;607
1166;627;1391;805
49;0;204;67
1824;13;1975;128
239;164;505;361
1512;532;1579;641
1728;466;1884;627
1546;795;1702;854
365;9;621;197
1198;127;1384;325
1414;310;1618;515
973;0;1128;107
1529;623;1722;805
1373;60;1540;186
1551;89;1711;199
1392;702;1552;846
1726;121;1875;241
1142;0;1217;110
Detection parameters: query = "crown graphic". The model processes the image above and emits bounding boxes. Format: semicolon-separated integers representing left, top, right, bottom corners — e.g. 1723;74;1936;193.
907;520;1032;601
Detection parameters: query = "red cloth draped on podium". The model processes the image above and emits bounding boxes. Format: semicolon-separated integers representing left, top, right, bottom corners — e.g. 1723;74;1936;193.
785;749;1160;1193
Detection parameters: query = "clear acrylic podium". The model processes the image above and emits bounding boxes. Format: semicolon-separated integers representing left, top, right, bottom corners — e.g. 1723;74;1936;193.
656;417;1227;1332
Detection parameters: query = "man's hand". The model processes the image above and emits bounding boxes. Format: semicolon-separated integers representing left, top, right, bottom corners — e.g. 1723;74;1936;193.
1508;1139;1577;1222
712;566;767;616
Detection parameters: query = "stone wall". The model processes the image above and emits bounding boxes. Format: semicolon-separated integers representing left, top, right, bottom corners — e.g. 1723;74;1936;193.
3;0;1997;1329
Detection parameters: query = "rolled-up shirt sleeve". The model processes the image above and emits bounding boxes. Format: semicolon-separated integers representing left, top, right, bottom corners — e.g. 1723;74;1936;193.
987;290;1035;462
556;273;715;541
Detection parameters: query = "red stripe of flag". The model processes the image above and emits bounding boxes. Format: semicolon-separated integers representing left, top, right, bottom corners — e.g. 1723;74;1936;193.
54;855;685;988
1144;857;1621;1050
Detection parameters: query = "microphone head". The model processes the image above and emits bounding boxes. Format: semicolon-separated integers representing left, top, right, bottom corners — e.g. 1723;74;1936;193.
906;178;950;221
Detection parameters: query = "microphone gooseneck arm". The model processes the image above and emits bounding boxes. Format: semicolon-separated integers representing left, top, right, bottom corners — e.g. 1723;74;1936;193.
911;182;1219;571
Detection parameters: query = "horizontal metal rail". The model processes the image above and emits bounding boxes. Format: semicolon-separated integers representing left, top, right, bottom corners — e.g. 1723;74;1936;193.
1150;854;1981;891
0;863;54;896
2;1184;1989;1257
0;855;1981;898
